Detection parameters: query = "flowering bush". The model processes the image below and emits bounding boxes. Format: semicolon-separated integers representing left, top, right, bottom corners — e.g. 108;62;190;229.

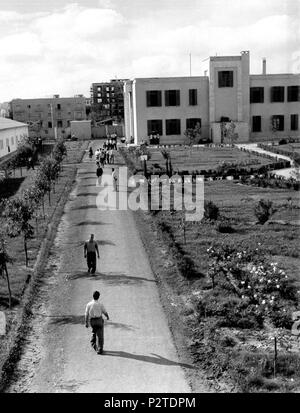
203;243;298;328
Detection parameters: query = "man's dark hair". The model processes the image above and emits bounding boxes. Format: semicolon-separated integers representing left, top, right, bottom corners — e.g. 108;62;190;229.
93;291;100;300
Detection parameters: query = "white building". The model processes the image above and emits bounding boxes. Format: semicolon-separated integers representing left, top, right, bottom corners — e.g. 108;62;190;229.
0;118;28;161
124;51;300;144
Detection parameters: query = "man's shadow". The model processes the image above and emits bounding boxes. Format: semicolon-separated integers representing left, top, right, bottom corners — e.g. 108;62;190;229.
102;350;195;370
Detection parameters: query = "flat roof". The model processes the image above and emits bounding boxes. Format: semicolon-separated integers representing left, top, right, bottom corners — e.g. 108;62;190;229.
0;117;28;131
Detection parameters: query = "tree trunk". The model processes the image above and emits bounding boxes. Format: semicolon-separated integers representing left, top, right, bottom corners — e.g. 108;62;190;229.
4;264;12;309
165;160;169;176
35;214;38;236
48;190;51;205
42;197;45;220
24;237;28;267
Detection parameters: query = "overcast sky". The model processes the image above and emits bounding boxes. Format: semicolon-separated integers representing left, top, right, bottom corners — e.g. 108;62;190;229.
0;0;299;101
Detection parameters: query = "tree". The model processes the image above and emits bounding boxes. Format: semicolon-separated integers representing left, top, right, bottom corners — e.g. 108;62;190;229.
23;187;43;234
1;197;34;267
34;167;51;214
254;199;274;224
226;121;238;145
0;232;13;308
135;144;152;177
160;149;171;176
184;122;201;146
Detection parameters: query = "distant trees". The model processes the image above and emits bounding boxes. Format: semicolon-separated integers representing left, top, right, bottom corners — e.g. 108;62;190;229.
0;139;68;279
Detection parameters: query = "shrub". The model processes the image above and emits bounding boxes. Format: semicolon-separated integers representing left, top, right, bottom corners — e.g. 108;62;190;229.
204;200;219;221
216;218;235;233
254;199;274;224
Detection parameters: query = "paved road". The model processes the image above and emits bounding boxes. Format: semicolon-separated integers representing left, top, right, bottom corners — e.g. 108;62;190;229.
6;141;192;393
236;143;296;179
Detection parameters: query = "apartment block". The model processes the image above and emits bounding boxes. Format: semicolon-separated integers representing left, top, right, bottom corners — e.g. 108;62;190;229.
11;95;86;140
90;79;127;121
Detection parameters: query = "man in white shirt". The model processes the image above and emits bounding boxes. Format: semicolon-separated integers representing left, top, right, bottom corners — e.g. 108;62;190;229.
85;291;109;354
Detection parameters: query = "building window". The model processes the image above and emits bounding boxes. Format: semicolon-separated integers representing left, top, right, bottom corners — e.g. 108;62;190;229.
48;121;52;128
189;89;197;105
57;120;63;128
166;119;181;135
186;118;201;129
271;86;284;102
271;115;284;131
67;120;71;127
252;116;262;132
287;86;300;102
6;138;9;147
27;105;31;108
57;104;61;110
165;90;180;106
291;114;299;131
106;87;109;91
146;91;162;107
147;120;163;136
250;87;264;103
11;137;14;145
0;140;3;150
218;71;234;87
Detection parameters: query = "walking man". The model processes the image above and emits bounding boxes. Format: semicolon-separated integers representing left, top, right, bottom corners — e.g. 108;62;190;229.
85;291;109;354
111;168;118;191
84;234;99;274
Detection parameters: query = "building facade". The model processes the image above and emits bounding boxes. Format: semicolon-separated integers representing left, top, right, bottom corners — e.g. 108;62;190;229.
11;95;86;140
90;79;127;122
0;118;28;161
124;51;300;144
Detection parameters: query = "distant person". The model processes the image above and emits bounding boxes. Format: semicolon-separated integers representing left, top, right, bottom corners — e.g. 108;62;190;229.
108;148;114;164
85;290;109;354
96;164;103;186
111;168;118;191
84;234;99;274
89;147;93;159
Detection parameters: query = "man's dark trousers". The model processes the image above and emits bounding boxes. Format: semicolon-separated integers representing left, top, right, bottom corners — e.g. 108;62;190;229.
87;251;96;274
90;318;104;351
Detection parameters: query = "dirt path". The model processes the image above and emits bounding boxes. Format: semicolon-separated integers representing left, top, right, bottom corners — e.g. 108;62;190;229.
5;141;192;393
236;143;295;179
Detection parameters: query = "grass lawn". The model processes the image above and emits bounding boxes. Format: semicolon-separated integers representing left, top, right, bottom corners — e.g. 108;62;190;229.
142;146;273;173
277;143;300;156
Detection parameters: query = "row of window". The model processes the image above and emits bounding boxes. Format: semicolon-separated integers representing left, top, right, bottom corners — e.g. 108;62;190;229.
146;85;299;107
252;114;299;132
147;89;198;107
0;136;16;150
250;86;300;103
147;118;201;136
15;103;84;111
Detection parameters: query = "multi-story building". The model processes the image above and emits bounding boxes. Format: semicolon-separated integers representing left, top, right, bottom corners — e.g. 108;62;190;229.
90;79;127;122
11;95;86;139
124;77;209;145
0;118;28;161
124;51;300;144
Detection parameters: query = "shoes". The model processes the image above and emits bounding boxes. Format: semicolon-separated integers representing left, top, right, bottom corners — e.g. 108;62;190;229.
87;268;91;273
91;343;97;351
97;349;103;355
